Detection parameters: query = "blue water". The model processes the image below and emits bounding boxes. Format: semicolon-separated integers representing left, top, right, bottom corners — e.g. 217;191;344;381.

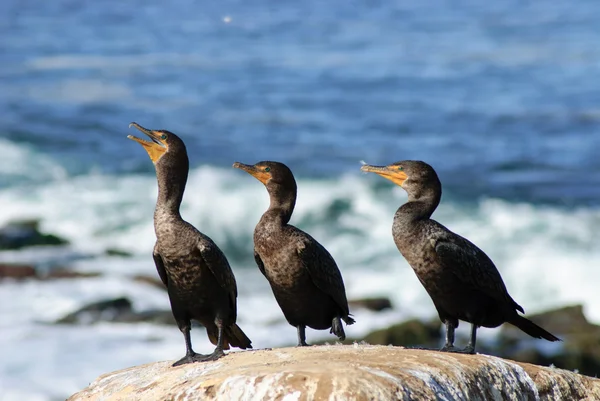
2;1;600;399
3;0;600;203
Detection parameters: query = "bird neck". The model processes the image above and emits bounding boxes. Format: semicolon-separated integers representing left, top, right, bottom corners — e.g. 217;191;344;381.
395;186;441;224
154;162;188;219
265;186;297;226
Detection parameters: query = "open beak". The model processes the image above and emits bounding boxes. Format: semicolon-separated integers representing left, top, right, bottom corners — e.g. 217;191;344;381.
127;122;167;163
233;162;271;184
361;164;408;187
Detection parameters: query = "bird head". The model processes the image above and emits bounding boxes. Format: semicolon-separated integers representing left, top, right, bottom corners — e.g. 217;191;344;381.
232;161;295;186
361;160;440;199
127;122;186;165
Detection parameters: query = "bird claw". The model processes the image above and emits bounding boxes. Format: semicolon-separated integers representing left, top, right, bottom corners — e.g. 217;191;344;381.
440;345;475;354
194;348;225;362
461;345;476;354
172;352;209;367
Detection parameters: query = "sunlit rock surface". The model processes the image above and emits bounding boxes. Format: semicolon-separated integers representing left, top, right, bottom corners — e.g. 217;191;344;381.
68;345;600;401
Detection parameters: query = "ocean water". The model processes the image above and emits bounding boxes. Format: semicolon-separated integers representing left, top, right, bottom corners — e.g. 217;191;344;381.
2;0;600;399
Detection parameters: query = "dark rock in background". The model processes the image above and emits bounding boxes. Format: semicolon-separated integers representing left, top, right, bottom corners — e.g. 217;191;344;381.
318;318;441;348
43;268;101;280
0;219;68;250
105;248;133;257
55;297;135;324
0;263;101;281
54;296;177;326
362;319;442;348
0;263;37;279
8;256;596;378
498;304;600;378
348;297;393;312
353;304;600;378
133;310;177;325
501;304;598;340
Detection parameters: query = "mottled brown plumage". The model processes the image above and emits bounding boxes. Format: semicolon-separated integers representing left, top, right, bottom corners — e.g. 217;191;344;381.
361;160;560;353
233;161;355;346
128;123;251;366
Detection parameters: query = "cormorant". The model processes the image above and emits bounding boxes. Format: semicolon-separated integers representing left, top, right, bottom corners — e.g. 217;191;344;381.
233;161;355;346
361;160;560;353
128;122;251;366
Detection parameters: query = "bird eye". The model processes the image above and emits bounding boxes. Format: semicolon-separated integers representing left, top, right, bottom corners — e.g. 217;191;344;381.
398;166;403;171
264;167;271;172
161;134;167;140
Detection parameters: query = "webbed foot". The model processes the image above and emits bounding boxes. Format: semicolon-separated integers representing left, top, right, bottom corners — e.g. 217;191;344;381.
195;348;225;362
440;345;475;354
172;352;209;367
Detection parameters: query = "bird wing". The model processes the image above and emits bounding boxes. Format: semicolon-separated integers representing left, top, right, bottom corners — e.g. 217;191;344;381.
297;235;350;316
152;244;168;288
198;240;239;310
254;250;267;277
434;235;524;313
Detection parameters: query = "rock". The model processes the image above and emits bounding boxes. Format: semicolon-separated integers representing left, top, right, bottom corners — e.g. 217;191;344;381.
55;297;135;324
0;219;68;250
0;263;100;281
67;345;600;401
54;296;177;325
361;318;441;348
348;296;393;312
354;304;600;378
44;268;101;280
105;248;133;257
0;263;37;280
132;310;177;325
501;304;599;340
498;304;600;377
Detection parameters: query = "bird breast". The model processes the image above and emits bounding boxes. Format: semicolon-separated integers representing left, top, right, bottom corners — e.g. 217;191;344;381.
256;240;307;287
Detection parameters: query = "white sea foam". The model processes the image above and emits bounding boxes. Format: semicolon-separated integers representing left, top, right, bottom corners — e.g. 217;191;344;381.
0;138;68;184
1;156;599;400
1;162;599;321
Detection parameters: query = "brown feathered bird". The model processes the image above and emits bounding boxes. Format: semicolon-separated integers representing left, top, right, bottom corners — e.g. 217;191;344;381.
361;160;560;353
128;122;251;365
233;161;354;346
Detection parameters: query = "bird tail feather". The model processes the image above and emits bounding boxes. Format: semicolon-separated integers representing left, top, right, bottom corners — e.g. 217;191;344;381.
329;316;354;341
509;315;561;342
206;327;230;350
223;323;252;350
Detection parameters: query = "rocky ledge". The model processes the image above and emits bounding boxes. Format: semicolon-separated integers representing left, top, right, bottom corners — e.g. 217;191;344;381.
68;345;599;401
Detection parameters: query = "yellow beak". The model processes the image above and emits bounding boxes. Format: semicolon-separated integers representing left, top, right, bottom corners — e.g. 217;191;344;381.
361;164;408;186
127;122;167;163
233;162;271;184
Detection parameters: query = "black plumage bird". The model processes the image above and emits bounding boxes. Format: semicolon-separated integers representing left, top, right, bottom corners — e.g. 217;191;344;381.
361;160;560;353
128;122;251;366
233;161;355;346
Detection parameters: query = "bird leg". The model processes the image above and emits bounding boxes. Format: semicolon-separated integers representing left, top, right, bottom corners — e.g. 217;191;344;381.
297;325;309;346
197;323;226;362
440;320;458;352
440;322;477;354
462;323;477;354
173;325;208;366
